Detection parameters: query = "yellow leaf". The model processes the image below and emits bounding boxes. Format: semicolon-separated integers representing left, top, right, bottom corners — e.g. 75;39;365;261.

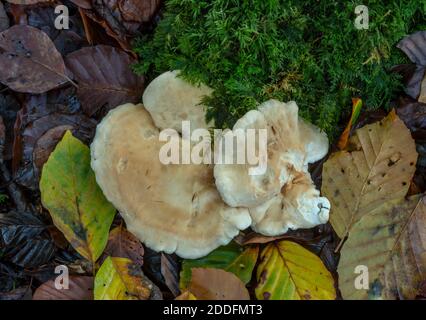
40;131;116;263
338;195;426;299
94;257;161;300
175;291;197;300
255;241;336;300
322;111;418;238
337;98;363;150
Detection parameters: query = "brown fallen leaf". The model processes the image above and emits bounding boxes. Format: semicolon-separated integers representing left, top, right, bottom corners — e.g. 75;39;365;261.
322;111;418;239
0;25;71;93
0;2;9;32
0;286;32;300
33;276;94;300
161;253;180;297
189;268;250;300
103;225;144;266
70;0;92;9
6;0;51;4
65;45;145;117
175;291;196;300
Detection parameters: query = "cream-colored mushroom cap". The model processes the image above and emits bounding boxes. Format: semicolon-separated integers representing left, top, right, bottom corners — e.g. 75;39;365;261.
214;100;310;208
249;171;330;236
143;70;213;133
91;103;251;259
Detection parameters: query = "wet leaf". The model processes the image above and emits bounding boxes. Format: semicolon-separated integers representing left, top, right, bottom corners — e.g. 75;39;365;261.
189;268;250;300
255;241;336;300
161;253;180;297
0;25;70;93
65;45;145;117
0;287;31;300
103;226;144;266
0;211;55;268
0;2;9;32
180;242;258;289
397;31;426;66
33;276;93;300
94;257;162;300
40;131;116;263
322;111;418;238
338;195;426;299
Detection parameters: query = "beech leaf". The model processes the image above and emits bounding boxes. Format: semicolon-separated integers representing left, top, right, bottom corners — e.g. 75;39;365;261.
65;45;145;116
33;276;93;300
322;111;418;238
40;131;116;263
94;257;162;300
255;240;336;300
338;195;426;299
0;25;70;93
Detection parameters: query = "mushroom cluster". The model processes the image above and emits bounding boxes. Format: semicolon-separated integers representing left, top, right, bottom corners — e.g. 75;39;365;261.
90;70;331;259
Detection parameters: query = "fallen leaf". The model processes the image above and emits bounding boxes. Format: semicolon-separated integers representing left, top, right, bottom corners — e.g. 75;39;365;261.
33;276;93;300
65;45;145;117
338;98;363;150
175;291;196;300
180;242;258;289
103;226;144;266
255;240;336;300
0;2;9;32
0;25;70;93
397;31;426;66
6;0;51;4
39;131;116;263
189;268;250;300
94;257;162;300
0;211;55;268
161;253;180;297
338;195;426;299
322;111;418;239
118;0;162;23
0;287;32;300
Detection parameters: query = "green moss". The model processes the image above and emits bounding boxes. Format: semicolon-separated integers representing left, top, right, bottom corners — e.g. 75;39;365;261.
134;0;426;138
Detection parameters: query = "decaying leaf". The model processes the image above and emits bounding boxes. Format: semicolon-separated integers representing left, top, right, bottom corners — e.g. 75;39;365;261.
255;240;336;300
103;226;144;266
189;268;250;300
180;242;259;289
161;253;180;297
322;111;418;238
94;257;162;300
338;195;426;299
33;276;93;300
0;2;9;32
175;291;197;300
65;45;145;117
397;31;426;66
0;25;70;93
39;131;116;263
338;98;363;150
0;211;55;268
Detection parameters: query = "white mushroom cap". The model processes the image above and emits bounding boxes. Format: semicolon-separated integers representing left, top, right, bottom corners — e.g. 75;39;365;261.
249;171;330;236
142;70;213;133
91;103;251;259
299;119;329;165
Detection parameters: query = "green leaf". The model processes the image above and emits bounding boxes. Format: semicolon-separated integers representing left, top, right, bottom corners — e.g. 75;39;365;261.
94;257;161;300
180;242;258;289
255;241;336;300
40;131;116;263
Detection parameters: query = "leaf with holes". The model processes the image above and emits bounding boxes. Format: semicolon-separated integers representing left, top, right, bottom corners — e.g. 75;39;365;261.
322;111;418;238
180;242;258;289
94;257;162;300
338;194;426;299
39;131;116;263
0;25;70;93
255;241;336;300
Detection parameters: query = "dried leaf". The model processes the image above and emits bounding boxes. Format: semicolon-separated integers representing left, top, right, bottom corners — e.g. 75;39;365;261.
175;291;196;300
65;45;144;117
0;2;9;32
338;195;426;299
255;241;336;300
180;242;258;289
0;25;70;93
94;257;162;300
39;131;116;263
189;268;250;300
161;253;180;297
104;226;144;266
33;276;93;300
322;111;418;238
397;31;426;66
0;287;31;300
338;98;363;150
